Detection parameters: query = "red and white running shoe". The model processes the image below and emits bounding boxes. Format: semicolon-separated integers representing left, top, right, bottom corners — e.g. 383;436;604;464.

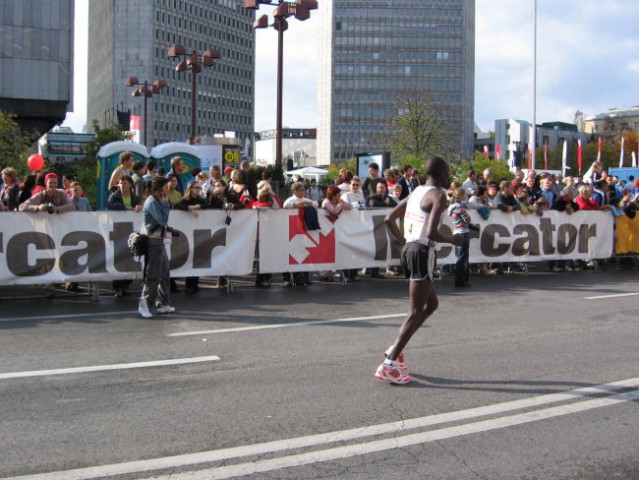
384;350;407;374
375;362;411;385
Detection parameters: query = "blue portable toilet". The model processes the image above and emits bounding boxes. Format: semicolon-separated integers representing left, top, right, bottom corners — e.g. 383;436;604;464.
149;142;203;188
96;141;149;210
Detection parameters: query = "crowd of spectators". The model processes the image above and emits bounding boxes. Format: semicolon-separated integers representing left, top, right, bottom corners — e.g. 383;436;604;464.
3;155;639;294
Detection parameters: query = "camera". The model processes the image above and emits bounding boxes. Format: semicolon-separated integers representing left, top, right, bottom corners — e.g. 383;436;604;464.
46;203;55;214
165;226;181;237
225;213;232;225
469;223;480;232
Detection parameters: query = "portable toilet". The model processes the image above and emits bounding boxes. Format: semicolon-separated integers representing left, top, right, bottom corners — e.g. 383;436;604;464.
96;141;149;210
150;142;202;189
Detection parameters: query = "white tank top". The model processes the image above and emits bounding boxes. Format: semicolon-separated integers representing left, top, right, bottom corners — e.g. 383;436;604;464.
403;185;439;245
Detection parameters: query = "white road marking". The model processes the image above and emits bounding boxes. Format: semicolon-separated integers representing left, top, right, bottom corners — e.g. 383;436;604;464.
0;356;221;380
1;311;130;323
6;377;639;480
584;292;639;300
166;313;405;337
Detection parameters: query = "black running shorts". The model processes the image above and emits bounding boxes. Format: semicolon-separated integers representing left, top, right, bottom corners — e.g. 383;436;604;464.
400;241;436;281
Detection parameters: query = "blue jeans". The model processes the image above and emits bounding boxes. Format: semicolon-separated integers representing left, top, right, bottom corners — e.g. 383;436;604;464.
455;233;470;285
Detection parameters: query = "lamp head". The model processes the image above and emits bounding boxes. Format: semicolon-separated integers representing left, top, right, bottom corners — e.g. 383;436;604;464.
168;44;187;58
253;14;268;29
125;76;139;87
175;60;188;72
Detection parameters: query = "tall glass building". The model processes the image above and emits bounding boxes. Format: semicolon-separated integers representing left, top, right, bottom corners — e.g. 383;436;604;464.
317;0;475;164
0;0;74;133
87;0;255;147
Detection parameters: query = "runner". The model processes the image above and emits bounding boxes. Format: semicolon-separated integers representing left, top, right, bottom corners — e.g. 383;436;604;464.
376;156;463;385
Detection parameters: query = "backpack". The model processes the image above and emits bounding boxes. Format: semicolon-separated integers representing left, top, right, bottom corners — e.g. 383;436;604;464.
127;231;148;257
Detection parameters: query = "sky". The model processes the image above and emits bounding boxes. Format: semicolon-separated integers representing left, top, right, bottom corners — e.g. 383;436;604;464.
62;0;639;134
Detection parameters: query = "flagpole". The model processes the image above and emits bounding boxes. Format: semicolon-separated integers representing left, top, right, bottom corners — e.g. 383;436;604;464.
531;0;537;171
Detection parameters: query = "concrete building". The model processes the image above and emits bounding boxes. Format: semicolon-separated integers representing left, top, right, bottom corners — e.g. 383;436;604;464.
584;106;639;136
87;0;254;149
494;119;589;170
0;0;74;133
255;128;317;168
317;0;475;164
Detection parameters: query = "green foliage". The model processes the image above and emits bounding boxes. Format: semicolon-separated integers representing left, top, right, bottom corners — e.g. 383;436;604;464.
469;154;514;182
387;88;456;162
324;158;357;185
83;120;132;164
0;110;40;176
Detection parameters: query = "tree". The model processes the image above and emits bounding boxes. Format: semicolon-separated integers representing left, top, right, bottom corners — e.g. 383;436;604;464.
0;110;40;175
325;158;357;185
76;120;133;206
387;88;456;165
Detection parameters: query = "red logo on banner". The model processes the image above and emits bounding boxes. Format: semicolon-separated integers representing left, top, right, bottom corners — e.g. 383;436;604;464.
288;213;335;264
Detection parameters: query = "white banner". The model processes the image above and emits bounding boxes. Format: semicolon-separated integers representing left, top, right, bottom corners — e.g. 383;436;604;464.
257;208;614;273
0;208;614;284
0;210;257;285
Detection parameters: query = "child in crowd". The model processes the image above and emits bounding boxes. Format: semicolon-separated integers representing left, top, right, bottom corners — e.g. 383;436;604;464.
447;187;473;288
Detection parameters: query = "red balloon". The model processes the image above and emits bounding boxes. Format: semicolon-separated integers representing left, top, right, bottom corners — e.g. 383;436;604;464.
27;154;45;171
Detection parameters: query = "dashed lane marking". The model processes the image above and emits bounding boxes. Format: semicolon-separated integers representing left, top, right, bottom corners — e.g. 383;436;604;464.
0;356;221;380
166;313;405;337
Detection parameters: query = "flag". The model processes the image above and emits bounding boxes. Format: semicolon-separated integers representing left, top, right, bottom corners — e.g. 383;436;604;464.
483;145;488;158
561;139;568;175
577;139;582;174
619;135;625;168
543;139;548;170
596;136;602;162
495;144;501;161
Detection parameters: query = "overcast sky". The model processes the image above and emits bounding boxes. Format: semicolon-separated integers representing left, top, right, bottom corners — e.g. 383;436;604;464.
63;0;639;134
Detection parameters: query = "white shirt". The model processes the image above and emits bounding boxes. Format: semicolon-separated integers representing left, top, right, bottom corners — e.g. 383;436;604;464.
403;185;438;245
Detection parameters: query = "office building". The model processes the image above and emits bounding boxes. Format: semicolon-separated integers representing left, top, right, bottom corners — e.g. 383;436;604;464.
317;0;475;164
0;0;74;133
87;0;255;148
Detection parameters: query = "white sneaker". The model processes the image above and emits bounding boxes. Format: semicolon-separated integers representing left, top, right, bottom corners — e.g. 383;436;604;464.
138;299;153;318
157;305;176;314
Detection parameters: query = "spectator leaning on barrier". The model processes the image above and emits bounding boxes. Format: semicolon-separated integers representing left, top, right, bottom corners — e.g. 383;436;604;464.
368;181;397;208
342;176;366;209
107;175;142;212
283;182;317;208
69;182;91;212
494;180;519;213
1;167;20;211
107;175;142;298
17;174;36;206
175;181;211;293
19;173;76;214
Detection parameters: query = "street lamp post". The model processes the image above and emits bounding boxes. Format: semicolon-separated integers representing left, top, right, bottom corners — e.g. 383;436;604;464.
168;45;221;144
124;77;167;147
244;0;317;167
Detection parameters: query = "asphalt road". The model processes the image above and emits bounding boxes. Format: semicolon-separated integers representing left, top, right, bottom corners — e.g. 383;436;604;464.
0;264;638;480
